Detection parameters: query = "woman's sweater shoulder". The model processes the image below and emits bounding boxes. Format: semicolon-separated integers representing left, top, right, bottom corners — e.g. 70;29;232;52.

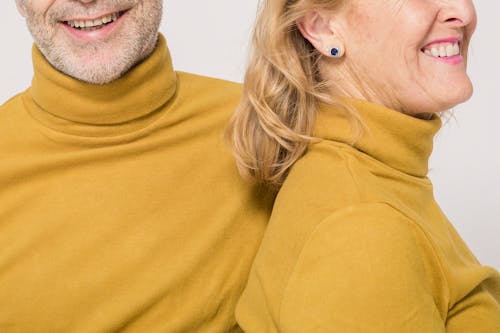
240;139;500;332
239;200;452;332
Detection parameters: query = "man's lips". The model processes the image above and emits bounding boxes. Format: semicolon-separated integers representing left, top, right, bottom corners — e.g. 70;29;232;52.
59;9;129;41
60;9;129;31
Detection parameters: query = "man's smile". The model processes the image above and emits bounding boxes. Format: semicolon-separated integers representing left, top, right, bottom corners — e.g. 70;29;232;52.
61;10;128;33
63;11;124;32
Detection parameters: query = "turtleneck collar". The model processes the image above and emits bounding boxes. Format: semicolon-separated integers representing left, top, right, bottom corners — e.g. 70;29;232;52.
314;99;442;178
26;33;176;136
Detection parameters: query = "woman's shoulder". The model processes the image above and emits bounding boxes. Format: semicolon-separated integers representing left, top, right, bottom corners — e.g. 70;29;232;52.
275;140;394;218
274;137;434;236
265;200;431;263
248;202;450;331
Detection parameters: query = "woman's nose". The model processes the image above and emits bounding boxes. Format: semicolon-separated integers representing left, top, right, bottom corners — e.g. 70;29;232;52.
438;0;477;28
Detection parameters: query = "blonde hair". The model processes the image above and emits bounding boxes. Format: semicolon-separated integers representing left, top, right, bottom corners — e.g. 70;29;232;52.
226;0;351;188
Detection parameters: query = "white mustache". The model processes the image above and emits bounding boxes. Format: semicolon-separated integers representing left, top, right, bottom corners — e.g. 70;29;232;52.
47;0;136;20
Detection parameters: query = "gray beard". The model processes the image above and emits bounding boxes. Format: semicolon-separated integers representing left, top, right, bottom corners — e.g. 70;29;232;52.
24;0;163;84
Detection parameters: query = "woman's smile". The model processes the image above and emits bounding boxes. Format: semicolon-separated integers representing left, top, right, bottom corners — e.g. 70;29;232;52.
328;0;477;115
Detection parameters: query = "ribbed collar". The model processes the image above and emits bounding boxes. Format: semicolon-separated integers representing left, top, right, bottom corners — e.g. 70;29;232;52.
27;33;176;135
314;99;442;178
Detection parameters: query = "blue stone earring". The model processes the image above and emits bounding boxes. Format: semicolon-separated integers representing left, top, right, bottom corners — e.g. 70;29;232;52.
330;47;341;57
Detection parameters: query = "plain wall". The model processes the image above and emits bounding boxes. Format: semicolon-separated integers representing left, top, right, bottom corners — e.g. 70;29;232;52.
0;1;498;268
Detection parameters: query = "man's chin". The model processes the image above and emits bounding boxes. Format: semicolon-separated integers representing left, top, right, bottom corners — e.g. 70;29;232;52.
39;28;158;84
40;42;133;84
53;58;129;85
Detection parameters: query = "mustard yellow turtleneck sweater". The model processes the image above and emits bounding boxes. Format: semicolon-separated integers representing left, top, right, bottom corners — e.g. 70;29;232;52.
0;34;273;333
236;100;500;332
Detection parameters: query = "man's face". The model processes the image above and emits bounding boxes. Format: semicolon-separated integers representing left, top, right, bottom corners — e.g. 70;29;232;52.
17;0;163;84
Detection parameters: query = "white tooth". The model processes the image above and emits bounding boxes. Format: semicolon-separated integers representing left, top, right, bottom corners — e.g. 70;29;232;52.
431;47;439;57
446;44;454;57
425;49;432;55
68;13;119;30
439;46;446;57
453;43;460;55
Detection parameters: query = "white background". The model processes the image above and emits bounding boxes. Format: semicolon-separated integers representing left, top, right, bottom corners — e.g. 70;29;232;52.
0;1;498;268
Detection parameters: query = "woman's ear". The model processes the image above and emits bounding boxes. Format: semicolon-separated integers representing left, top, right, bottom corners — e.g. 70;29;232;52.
16;0;27;18
297;11;345;58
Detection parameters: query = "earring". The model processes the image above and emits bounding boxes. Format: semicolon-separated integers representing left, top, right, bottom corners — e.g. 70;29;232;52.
330;47;343;58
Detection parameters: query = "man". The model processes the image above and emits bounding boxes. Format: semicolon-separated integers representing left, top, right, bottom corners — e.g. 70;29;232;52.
0;0;273;332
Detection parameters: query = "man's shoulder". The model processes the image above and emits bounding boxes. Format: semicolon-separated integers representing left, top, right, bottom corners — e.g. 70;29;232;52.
175;71;241;101
1;92;25;108
0;92;29;148
0;91;26;119
170;72;242;122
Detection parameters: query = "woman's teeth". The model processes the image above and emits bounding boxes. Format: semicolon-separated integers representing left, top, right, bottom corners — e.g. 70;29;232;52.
65;12;120;31
423;42;460;58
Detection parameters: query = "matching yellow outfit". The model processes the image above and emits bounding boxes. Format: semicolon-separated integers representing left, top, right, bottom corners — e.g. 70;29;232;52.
1;31;498;332
0;35;273;332
236;100;500;332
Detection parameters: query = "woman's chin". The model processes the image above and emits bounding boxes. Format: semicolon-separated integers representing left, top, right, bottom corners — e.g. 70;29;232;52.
422;81;474;114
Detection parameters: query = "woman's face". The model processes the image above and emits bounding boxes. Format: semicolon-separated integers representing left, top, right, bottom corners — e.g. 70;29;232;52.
331;0;477;115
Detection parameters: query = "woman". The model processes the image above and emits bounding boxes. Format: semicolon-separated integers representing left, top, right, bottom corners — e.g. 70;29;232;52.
228;0;500;332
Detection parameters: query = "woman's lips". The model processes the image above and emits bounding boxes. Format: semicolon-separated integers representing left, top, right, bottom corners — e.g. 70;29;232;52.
421;38;463;65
